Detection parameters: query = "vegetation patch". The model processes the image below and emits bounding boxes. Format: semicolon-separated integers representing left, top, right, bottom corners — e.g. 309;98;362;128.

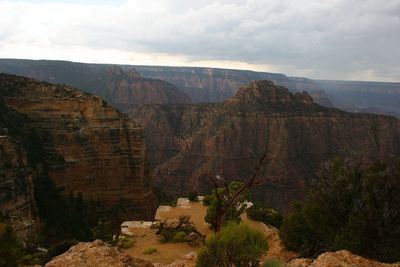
143;247;158;255
280;158;400;263
117;236;135;249
262;258;288;267
247;203;283;229
188;191;199;202
156;215;204;245
204;181;247;230
196;223;268;267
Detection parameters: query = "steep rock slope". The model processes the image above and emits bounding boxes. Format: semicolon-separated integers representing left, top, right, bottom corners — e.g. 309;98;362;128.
0;73;157;220
0;59;191;111
0;136;36;240
130;80;400;211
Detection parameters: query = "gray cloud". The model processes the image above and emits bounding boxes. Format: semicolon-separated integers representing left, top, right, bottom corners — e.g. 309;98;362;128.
0;0;399;81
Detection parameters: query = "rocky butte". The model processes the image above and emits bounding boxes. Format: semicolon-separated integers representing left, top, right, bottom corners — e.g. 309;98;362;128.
0;73;157;224
130;80;400;211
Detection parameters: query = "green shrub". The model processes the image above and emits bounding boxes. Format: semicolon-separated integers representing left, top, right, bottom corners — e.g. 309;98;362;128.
202;195;214;206
188;192;199;202
196;223;268;267
172;231;187;243
143;247;158;255
20;252;47;266
117;237;135;249
247;203;284;229
280;158;400;263
156;215;202;244
262;258;287;267
204;182;247;230
0;223;25;267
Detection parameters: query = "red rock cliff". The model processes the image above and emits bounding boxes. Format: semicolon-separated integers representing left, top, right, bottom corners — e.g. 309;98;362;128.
130;80;400;211
1;73;157;221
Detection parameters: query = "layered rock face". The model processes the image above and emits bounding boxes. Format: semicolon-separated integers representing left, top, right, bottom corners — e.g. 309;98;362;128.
131;80;400;211
0;136;36;240
99;66;191;111
0;59;191;111
0;73;157;221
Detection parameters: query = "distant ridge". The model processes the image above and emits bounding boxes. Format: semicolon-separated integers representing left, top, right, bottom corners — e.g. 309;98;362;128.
0;58;192;111
1;58;399;116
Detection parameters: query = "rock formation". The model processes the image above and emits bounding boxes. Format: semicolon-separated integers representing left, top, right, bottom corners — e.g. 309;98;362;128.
0;59;191;111
0;135;36;241
45;240;154;267
0;73;157;221
288;250;400;267
99;66;192;111
134;65;400;116
45;241;400;267
130;80;400;211
2;59;400;116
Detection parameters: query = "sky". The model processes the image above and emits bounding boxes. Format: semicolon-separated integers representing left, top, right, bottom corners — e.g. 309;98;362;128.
0;0;399;82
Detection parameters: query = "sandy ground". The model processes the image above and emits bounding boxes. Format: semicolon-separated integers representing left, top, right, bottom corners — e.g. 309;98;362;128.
122;199;297;264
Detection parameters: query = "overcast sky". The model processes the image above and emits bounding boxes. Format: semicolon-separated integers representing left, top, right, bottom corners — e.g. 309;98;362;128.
0;0;399;81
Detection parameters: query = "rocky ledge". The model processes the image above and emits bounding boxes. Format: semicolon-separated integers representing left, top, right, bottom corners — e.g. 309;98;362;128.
45;240;154;267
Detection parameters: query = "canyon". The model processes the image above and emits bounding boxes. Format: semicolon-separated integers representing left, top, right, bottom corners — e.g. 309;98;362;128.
130;80;400;211
1;59;400;117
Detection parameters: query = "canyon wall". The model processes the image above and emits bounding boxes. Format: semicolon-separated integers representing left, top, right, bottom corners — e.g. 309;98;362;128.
0;73;157;221
130;80;400;211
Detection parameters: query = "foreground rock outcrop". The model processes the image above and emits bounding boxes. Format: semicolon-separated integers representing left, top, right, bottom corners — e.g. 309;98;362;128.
0;73;157;220
46;240;400;267
288;250;400;267
130;80;400;211
45;240;154;267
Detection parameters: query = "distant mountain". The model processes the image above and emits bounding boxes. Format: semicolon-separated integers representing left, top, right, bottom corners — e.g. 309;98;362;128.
133;65;324;102
0;59;191;111
315;80;400;117
133;65;400;117
130;80;400;211
1;58;399;116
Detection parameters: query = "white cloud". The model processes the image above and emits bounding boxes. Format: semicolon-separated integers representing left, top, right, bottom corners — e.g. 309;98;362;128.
0;0;399;81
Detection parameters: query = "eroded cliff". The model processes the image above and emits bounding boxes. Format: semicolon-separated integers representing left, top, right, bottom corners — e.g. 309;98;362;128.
130;80;400;211
0;136;36;241
0;73;157;221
